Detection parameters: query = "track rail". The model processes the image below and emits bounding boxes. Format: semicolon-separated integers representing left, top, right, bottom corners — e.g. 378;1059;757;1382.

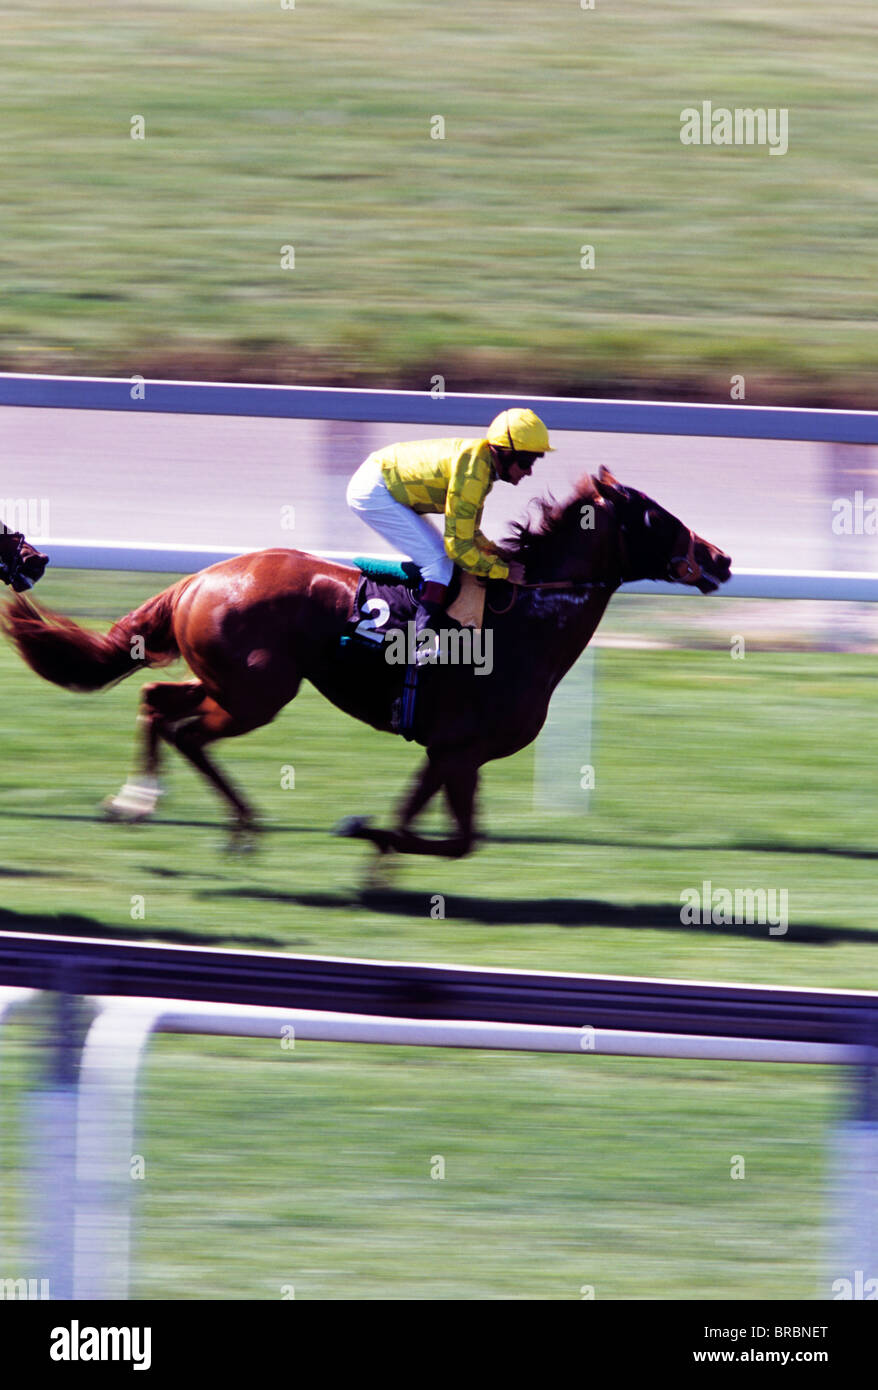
3;372;878;442
1;930;876;1046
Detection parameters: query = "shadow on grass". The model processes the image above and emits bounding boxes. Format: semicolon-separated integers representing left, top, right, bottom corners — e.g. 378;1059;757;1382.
0;904;292;950
0;809;324;835
734;838;878;862
0;865;66;879
487;832;878;861
4;812;874;863
198;885;872;946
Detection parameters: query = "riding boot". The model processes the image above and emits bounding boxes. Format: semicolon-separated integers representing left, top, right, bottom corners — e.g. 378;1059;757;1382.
399;580;448;737
412;580;449;666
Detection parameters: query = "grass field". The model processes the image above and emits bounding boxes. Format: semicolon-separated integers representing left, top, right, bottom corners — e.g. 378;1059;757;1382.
0;570;874;1298
3;1;878;396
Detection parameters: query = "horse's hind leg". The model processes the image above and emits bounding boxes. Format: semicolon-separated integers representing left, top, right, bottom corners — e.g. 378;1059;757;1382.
104;680;204;822
105;679;275;838
166;695;269;843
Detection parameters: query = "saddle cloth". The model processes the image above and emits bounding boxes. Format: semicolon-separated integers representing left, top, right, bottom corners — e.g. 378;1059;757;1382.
342;561;489;740
347;561;486;647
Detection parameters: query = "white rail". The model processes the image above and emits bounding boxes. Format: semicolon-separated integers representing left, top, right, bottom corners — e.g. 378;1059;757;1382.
34;539;878;601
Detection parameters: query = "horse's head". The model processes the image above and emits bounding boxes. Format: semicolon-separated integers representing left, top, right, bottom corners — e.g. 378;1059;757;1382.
502;467;731;593
592;466;731;594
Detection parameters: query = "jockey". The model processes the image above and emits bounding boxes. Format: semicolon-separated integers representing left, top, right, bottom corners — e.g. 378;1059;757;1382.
0;524;48;592
347;407;554;646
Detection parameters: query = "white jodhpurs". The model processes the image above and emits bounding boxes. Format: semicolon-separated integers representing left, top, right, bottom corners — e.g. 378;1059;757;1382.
346;454;454;585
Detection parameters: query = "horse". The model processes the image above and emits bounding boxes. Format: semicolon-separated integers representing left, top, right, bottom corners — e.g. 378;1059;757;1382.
1;466;731;860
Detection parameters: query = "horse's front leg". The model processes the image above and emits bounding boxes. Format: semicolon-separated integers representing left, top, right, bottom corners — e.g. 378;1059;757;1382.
441;761;479;856
336;755;479;859
397;755;446;834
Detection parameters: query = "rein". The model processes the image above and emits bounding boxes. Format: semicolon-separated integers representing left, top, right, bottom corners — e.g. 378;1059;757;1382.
488;500;622;613
487;575;609;616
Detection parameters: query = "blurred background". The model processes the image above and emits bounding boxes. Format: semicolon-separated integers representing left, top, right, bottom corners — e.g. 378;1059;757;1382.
1;0;876;1303
2;0;876;404
5;405;878;649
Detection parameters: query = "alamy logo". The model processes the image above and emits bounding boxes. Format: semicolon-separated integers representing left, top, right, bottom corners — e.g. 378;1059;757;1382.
832;492;878;535
831;1270;878;1300
352;599;493;674
680;102;789;156
50;1321;151;1371
0;1277;50;1299
0;498;50;537
680;881;788;936
384;622;493;675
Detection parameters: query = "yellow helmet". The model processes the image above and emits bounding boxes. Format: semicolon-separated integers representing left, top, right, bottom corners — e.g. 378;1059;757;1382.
486;407;555;454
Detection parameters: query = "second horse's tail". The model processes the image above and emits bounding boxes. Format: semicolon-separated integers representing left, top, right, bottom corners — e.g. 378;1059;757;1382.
0;584;184;693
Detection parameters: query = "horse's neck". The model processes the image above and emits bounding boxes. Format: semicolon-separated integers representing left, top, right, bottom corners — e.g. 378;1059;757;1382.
564;587;614;668
538;503;624;590
517;510;620;675
521;585;614;688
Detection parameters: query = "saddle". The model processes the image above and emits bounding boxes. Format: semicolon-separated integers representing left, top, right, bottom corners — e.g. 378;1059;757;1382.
341;559;489;741
345;558;486;649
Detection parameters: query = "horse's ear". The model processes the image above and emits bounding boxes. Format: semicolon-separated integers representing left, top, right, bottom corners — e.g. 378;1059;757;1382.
596;465;621;494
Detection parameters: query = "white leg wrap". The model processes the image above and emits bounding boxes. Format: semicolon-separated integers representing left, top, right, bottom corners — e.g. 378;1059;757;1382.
105;776;163;820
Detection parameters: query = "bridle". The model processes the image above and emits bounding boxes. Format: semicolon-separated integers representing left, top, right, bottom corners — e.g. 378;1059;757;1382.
619;497;704;587
667;528;702;585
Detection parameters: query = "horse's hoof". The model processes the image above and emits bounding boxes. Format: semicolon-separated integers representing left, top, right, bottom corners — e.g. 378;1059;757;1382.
102;798;140;823
102;780;162;822
333;815;371;840
227;820;260;854
228;835;257;855
361;854;397;891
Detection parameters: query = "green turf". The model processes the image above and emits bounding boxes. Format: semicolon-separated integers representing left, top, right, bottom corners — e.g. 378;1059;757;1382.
0;570;873;1298
2;1;877;392
0;1031;840;1300
133;1041;838;1300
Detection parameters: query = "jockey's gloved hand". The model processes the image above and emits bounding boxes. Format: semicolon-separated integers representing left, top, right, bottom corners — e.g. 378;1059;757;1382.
0;530;49;591
503;560;526;585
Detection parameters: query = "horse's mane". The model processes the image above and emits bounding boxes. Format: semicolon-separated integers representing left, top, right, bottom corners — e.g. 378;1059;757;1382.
502;472;599;565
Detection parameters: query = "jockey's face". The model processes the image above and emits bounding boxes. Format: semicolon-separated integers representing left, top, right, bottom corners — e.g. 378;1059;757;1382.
495;449;543;485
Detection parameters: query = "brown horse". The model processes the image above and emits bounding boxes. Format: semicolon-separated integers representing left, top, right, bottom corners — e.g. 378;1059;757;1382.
1;467;730;859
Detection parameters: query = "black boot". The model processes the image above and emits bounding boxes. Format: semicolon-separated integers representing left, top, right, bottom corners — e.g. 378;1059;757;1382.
397;581;448;737
412;580;448;666
0;528;49;592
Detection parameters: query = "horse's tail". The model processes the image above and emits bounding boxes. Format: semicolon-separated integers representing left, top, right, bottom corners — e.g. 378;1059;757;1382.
0;583;183;693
